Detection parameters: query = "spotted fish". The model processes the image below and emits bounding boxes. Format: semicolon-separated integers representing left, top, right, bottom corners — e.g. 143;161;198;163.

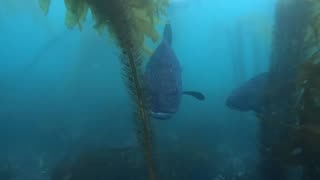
225;72;294;114
144;23;205;120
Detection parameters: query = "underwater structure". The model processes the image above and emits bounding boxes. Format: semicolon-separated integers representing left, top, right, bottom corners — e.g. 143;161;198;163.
296;50;320;179
294;0;320;177
257;0;320;179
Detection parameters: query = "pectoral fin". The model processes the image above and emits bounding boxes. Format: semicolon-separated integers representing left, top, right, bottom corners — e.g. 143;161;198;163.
183;91;205;101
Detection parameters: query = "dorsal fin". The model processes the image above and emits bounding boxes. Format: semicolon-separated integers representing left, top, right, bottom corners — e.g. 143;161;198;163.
162;23;172;45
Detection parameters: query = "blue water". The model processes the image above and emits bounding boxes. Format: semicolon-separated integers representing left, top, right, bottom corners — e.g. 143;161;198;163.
0;0;279;179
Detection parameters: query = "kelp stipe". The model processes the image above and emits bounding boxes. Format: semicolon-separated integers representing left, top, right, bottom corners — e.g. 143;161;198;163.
38;0;170;180
110;2;157;180
115;3;157;180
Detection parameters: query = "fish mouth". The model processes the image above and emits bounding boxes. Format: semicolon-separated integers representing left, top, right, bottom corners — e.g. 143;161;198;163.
225;98;251;112
225;97;242;111
225;97;235;108
151;111;174;120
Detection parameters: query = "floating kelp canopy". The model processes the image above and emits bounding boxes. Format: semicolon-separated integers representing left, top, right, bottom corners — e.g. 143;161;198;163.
39;0;168;45
38;1;169;180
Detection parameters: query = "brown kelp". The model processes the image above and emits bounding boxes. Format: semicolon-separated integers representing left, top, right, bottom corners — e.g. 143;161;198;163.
259;0;310;148
256;0;312;179
254;0;320;178
295;49;320;168
52;0;166;56
304;0;320;50
253;50;320;179
38;0;169;180
255;49;320;168
294;0;320;177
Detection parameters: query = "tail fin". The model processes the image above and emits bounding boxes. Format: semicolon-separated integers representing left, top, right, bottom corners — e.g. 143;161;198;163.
163;23;172;45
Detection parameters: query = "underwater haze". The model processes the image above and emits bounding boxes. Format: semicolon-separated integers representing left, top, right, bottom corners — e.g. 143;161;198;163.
0;0;282;179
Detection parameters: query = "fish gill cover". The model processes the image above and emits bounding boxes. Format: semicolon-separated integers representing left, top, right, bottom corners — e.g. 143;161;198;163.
38;0;170;180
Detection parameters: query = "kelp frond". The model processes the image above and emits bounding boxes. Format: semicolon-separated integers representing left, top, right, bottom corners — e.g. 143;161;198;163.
303;0;320;50
256;112;320;166
38;0;168;45
38;0;51;15
38;0;170;180
297;48;320;93
64;0;89;31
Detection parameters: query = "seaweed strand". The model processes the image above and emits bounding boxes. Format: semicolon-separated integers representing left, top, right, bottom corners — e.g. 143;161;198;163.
103;1;157;179
37;0;169;179
126;50;156;180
